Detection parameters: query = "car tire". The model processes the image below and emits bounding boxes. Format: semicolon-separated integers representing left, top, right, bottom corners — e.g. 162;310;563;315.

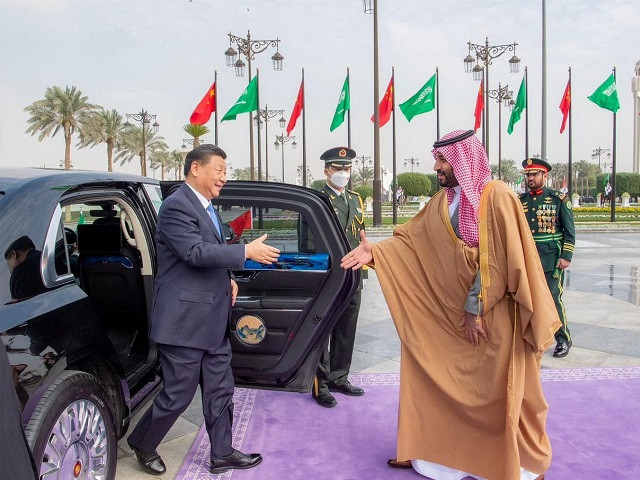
25;370;117;480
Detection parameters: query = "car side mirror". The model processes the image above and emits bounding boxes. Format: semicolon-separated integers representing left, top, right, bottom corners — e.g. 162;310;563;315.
221;223;234;242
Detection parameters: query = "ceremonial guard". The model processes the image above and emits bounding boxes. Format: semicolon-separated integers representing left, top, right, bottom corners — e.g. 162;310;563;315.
309;147;366;407
520;158;575;357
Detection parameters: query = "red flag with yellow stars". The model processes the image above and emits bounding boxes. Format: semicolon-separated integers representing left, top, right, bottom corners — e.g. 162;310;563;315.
190;82;216;125
229;209;253;237
286;81;304;135
371;75;394;127
559;79;571;134
474;80;484;132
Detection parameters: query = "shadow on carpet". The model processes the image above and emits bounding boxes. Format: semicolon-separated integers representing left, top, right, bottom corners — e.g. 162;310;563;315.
176;368;640;480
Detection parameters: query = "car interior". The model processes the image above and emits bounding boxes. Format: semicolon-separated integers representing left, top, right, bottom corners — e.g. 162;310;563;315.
58;198;153;376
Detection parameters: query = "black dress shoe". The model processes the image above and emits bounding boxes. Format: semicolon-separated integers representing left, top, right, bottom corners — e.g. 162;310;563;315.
210;449;262;474
127;439;166;476
553;340;572;358
328;381;364;396
312;392;337;408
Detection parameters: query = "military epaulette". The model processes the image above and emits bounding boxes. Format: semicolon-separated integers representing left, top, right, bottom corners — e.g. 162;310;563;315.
347;189;361;197
550;190;566;201
519;192;527;199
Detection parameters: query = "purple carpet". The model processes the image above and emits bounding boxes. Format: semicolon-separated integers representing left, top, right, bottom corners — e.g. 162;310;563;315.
176;368;640;480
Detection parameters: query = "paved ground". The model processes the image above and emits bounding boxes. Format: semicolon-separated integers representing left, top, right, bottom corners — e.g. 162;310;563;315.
116;231;640;479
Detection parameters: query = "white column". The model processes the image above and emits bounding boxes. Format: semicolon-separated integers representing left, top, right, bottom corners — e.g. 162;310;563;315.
632;61;640;174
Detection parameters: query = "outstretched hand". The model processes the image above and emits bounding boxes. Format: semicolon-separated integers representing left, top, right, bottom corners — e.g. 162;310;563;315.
459;311;488;346
246;234;280;264
340;230;373;270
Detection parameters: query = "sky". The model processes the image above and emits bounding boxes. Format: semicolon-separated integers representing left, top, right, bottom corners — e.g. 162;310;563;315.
1;0;639;183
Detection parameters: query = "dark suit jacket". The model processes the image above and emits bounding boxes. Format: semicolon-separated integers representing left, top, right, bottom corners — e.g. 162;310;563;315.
150;183;245;350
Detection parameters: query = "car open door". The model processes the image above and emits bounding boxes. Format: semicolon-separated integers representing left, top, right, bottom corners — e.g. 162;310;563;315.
159;181;358;392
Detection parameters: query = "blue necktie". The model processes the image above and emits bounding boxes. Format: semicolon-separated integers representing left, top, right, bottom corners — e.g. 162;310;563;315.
206;204;222;238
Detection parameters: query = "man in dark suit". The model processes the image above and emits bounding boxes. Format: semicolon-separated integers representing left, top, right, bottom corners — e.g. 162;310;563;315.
127;144;280;475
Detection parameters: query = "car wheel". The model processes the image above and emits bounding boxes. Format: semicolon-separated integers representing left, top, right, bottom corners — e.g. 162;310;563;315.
25;370;117;480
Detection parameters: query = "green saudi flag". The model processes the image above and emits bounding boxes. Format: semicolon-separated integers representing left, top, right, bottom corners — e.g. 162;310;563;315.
221;76;258;122
399;74;436;122
330;75;350;132
507;76;527;134
603;173;610;187
588;74;620;113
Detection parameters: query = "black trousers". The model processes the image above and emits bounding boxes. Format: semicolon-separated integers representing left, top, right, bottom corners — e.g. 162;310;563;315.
128;341;235;459
545;270;570;344
314;290;361;396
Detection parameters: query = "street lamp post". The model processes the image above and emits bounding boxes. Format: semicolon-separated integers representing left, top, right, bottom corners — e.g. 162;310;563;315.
124;108;159;177
274;134;297;183
255;105;285;181
487;83;514;179
225;30;284;181
403;157;419;173
362;0;382;226
354;155;373;186
591;147;611;171
463;38;520;162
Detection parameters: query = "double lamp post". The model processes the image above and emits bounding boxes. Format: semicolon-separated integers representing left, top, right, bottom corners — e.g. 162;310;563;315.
224;30;284;181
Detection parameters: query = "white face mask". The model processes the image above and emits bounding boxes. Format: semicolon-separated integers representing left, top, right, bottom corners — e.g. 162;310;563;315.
329;170;350;188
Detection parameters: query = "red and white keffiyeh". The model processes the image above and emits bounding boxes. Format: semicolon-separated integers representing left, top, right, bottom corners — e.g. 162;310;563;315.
431;130;491;247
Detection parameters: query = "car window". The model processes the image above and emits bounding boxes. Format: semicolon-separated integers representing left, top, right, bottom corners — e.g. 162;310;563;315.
216;205;321;255
143;184;163;215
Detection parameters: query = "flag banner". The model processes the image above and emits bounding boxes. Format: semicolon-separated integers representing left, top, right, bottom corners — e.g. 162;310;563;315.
559;79;571;134
221;77;258;122
286;81;304;135
399;73;436;122
330;75;350;132
603;173;610;188
587;74;620;113
507;76;527;134
229;209;253;237
371;75;394;127
474;80;484;131
190;82;216;125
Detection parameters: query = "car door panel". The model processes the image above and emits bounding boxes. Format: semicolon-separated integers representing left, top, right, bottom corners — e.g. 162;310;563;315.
159;181;358;392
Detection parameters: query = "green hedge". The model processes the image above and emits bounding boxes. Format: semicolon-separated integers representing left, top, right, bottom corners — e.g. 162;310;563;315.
595;173;640;197
397;172;431;196
353;184;373;199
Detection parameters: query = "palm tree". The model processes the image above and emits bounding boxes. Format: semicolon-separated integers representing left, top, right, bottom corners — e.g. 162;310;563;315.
573;159;592;196
115;126;168;176
352;165;374;186
77;108;125;172
490;159;519;183
169;150;185;180
183;123;210;148
550;163;568;190
24;85;97;170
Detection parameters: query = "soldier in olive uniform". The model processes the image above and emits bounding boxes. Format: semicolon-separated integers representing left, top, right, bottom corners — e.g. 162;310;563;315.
311;147;366;408
519;158;575;357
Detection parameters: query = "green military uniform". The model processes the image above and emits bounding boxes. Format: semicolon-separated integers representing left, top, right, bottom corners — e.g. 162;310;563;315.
519;158;575;352
312;147;366;406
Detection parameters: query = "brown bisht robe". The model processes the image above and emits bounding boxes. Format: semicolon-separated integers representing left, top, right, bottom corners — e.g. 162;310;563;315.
371;181;560;480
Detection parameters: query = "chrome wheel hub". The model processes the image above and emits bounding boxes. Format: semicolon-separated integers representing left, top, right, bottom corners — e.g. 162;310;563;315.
39;399;109;480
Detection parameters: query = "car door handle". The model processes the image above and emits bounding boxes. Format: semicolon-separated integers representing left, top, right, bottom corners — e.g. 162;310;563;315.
234;271;258;283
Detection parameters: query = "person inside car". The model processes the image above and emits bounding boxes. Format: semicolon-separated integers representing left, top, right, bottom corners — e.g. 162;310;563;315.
4;236;47;302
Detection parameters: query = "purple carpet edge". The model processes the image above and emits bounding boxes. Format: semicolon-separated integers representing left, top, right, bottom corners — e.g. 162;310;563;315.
176;367;640;480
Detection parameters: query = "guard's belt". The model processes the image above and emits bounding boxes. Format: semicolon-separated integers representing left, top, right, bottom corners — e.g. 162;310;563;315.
533;233;563;243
